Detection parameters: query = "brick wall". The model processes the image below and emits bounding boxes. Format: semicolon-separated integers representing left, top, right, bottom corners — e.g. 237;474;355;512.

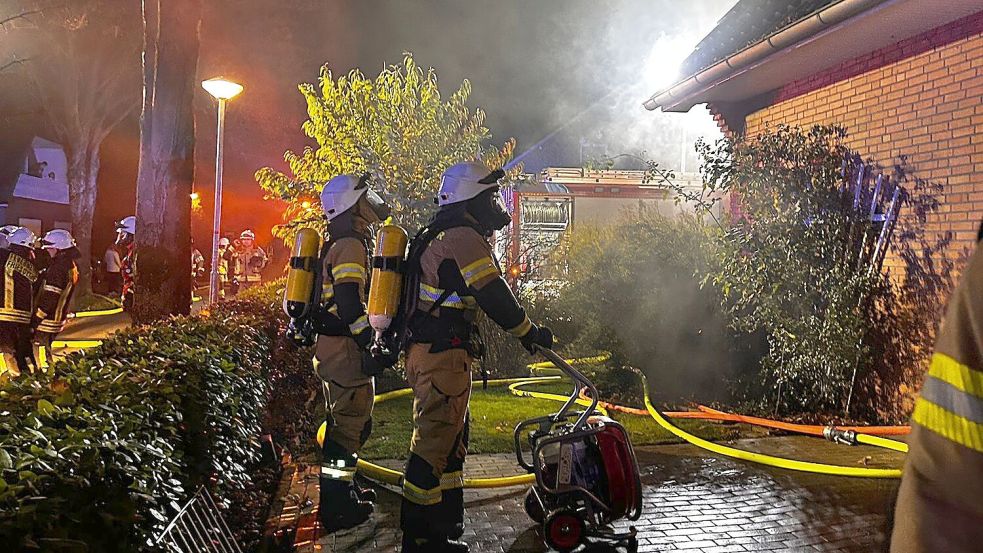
744;11;983;255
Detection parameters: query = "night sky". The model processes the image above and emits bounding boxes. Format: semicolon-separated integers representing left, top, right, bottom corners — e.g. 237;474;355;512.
5;0;734;253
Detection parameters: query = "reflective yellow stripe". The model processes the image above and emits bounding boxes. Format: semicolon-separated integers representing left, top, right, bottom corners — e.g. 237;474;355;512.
418;284;466;309
460;258;498;287
43;285;62;294
322;283;334;298
321;465;355;482
507;317;533;338
401;480;442;505
332;263;366;282
912;397;983;454
929;353;983;399
440;471;464;490
349;315;370;335
327;305;339;316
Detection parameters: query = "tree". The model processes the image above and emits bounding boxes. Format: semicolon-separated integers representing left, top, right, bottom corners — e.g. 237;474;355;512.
131;0;200;322
256;54;521;240
19;0;140;296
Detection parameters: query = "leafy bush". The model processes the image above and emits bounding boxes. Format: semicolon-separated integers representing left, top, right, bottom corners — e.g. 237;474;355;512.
691;125;957;418
0;289;280;551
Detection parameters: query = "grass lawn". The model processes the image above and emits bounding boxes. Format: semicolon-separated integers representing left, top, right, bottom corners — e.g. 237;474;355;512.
71;292;122;311
360;381;755;460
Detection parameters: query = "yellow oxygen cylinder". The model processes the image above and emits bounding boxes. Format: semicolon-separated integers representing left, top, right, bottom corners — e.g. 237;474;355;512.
367;223;408;341
283;227;321;319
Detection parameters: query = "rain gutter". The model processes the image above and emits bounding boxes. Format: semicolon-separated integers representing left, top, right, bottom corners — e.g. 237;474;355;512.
643;0;896;111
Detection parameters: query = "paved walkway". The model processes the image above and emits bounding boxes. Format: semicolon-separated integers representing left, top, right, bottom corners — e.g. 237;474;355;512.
265;436;904;552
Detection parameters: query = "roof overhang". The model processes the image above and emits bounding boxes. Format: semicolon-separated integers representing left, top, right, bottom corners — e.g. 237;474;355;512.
644;0;983;112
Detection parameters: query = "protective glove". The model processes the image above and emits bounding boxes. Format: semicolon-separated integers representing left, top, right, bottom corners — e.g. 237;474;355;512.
361;349;388;377
520;324;554;354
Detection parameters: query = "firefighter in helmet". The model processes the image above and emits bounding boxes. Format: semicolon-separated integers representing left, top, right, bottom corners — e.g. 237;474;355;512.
217;237;237;298
314;173;392;533
890;225;983;551
115;216;136;310
399;162;553;553
234;229;267;289
0;227;40;377
32;229;80;365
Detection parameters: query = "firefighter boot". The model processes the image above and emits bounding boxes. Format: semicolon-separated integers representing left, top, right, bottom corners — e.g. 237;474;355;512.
318;476;373;533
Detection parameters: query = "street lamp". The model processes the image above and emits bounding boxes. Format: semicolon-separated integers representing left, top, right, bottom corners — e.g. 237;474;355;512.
202;77;243;304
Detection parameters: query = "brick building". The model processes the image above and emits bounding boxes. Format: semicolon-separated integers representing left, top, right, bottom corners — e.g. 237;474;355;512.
644;0;983;254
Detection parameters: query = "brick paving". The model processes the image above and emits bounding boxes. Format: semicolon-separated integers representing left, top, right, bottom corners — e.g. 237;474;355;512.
266;437;904;552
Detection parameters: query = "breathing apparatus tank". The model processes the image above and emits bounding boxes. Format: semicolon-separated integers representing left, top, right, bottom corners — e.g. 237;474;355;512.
366;222;408;355
283;227;322;346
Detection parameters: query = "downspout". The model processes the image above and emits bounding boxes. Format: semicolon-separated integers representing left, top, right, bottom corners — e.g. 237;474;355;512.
643;0;895;111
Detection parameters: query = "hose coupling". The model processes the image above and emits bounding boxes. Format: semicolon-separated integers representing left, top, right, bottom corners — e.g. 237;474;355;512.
823;426;858;446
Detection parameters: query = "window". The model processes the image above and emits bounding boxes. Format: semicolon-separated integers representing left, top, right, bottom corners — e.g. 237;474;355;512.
18;218;42;236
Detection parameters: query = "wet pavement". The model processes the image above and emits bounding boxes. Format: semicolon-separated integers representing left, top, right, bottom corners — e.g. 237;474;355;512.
269;436;905;552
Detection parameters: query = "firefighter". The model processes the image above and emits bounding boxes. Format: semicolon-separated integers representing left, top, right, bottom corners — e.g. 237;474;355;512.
0;227;40;377
234;229;267;289
890;229;983;552
191;239;205;290
314;173;392;533
32;229;79;365
217;237;236;298
400;162;553;553
115;216;136;310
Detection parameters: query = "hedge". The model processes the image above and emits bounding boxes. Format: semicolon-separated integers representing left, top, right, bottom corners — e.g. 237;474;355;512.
0;285;282;552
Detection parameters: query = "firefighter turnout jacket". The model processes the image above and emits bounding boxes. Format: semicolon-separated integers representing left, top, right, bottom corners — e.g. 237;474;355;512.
35;251;79;335
0;249;39;325
891;241;983;551
235;245;268;284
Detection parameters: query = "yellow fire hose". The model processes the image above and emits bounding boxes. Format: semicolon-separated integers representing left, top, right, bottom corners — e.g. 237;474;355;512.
351;352;906;488
55;310;907;484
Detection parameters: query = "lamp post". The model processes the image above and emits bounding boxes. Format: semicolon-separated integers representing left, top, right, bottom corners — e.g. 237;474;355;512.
202;77;243;305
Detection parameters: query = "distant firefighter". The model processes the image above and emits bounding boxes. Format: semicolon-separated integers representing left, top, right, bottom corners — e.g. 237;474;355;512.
217;237;238;298
234;229;268;289
115;216;137;310
33;229;80;365
0;227;40;377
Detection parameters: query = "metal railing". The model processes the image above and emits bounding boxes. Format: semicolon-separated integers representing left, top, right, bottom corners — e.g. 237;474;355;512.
155;487;243;553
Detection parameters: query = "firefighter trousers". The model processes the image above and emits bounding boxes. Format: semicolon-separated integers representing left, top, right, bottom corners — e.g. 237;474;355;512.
0;322;36;377
400;344;472;542
312;335;374;458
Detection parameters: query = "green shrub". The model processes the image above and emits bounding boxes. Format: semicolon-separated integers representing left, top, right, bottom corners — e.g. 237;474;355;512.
0;289;279;551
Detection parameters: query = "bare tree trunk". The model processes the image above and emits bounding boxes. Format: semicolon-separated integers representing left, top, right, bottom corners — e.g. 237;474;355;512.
66;143;99;298
132;0;201;323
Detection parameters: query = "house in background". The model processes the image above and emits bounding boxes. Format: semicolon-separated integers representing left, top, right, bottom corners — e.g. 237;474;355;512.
0;134;72;235
644;0;983;254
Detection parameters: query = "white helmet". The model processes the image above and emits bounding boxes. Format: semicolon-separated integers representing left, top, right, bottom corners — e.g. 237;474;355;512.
240;229;256;241
7;227;37;248
41;229;76;250
0;225;17;250
116;216;136;235
320;173;389;222
436;162;505;206
219;237;231;247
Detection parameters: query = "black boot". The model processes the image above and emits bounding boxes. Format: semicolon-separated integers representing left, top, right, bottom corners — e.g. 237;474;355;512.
319;477;373;533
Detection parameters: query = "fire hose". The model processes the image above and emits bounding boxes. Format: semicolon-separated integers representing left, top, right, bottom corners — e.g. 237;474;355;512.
350;352;908;488
59;307;909;483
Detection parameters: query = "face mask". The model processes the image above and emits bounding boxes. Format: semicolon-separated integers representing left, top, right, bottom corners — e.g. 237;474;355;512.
467;188;511;234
